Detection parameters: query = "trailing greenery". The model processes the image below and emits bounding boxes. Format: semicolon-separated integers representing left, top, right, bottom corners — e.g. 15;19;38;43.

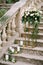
6;0;19;4
0;0;2;3
8;47;18;54
24;28;28;32
22;10;41;42
3;54;16;63
0;0;19;3
0;9;7;18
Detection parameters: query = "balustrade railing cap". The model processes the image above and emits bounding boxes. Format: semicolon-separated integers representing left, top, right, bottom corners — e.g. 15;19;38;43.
0;0;27;29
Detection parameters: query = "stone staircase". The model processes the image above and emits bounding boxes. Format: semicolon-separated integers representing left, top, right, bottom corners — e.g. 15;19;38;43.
0;0;43;65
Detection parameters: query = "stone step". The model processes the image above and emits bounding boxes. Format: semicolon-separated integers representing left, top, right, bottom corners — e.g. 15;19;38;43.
15;37;43;47
0;60;34;65
11;53;43;61
21;32;43;39
3;52;43;65
12;44;43;52
21;47;43;56
15;37;43;43
26;26;43;30
21;32;43;36
3;51;43;65
26;26;43;33
12;44;43;56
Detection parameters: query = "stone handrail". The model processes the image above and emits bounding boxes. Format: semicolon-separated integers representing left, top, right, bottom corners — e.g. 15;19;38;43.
0;0;27;28
0;0;29;59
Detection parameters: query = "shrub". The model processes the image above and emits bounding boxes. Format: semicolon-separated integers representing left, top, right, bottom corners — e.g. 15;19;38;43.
0;8;7;18
6;0;19;4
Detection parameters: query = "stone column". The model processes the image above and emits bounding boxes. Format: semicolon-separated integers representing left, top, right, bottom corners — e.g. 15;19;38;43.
0;33;2;48
11;18;16;35
15;9;24;35
2;27;7;46
7;20;12;40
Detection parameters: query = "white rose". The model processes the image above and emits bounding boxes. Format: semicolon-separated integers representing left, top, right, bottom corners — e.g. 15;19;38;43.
12;58;15;63
11;48;14;53
9;47;12;50
17;46;20;52
39;11;42;14
30;13;34;16
9;47;14;53
35;18;37;20
20;41;23;46
5;54;9;61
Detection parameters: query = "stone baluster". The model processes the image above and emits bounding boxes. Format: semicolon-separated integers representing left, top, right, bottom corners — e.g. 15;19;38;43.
11;18;16;35
0;33;2;48
19;9;24;34
7;20;12;40
2;27;7;46
15;9;24;35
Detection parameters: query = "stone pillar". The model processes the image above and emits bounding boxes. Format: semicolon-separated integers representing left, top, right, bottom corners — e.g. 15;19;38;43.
15;9;24;35
7;20;11;40
2;27;7;46
11;18;16;35
0;33;2;48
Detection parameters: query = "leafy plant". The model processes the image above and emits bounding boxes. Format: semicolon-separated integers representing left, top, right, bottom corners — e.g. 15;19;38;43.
6;0;19;4
3;54;16;63
0;9;7;18
0;0;2;3
22;10;41;46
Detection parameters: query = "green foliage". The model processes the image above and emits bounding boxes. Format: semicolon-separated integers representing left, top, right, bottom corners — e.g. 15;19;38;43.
0;0;2;3
4;54;12;61
8;48;17;54
22;11;40;24
8;48;14;54
24;28;28;32
22;12;27;24
3;54;16;62
22;10;41;41
6;0;19;3
0;9;7;18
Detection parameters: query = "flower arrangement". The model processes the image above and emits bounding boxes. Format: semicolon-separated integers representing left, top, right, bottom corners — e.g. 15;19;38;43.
3;46;21;63
3;54;16;63
19;41;23;46
22;10;41;26
8;47;15;54
22;10;42;47
8;46;20;54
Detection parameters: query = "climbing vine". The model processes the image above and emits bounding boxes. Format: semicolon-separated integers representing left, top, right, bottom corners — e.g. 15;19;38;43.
22;10;41;43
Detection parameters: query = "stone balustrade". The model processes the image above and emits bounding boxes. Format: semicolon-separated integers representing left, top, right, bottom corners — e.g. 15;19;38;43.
0;0;30;59
0;0;42;60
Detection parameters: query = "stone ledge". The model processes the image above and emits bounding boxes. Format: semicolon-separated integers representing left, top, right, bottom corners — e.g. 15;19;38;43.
0;60;34;65
15;37;43;43
12;53;43;61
